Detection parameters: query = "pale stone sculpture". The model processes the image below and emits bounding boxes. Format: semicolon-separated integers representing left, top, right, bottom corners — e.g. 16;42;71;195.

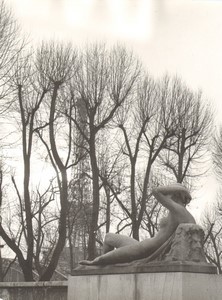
164;223;206;263
73;185;217;300
129;223;207;267
79;183;198;266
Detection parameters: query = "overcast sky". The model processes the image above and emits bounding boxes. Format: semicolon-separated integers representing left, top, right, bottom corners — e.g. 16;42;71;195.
7;0;222;220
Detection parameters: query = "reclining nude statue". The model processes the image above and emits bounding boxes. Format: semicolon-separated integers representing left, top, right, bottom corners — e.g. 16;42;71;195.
79;183;196;266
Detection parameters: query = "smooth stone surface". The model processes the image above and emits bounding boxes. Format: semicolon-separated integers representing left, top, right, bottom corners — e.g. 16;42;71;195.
68;272;222;300
73;261;217;275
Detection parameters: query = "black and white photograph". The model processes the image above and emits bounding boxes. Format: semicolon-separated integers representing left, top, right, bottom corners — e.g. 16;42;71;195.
0;0;221;299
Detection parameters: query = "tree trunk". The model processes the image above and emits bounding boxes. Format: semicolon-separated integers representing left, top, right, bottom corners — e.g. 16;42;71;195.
21;261;34;282
132;222;140;241
23;158;34;277
68;228;74;272
105;186;111;233
131;161;139;240
39;171;68;281
87;133;100;260
177;128;186;183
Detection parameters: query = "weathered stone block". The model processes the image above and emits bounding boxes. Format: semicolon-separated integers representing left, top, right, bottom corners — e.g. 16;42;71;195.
68;272;222;300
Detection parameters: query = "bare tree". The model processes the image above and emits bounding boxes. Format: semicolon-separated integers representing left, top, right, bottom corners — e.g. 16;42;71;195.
0;1;24;102
92;133;131;247
159;76;212;185
107;74;177;240
0;41;80;281
31;183;59;277
202;197;222;274
212;126;222;182
68;43;141;259
204;126;222;273
34;42;80;280
0;51;48;281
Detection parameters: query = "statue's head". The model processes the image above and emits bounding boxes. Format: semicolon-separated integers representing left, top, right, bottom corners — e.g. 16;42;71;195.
170;183;192;206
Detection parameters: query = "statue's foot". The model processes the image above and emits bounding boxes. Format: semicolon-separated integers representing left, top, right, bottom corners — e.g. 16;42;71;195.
79;257;101;266
79;260;94;265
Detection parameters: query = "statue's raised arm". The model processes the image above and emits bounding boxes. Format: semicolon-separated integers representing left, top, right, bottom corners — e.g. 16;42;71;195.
152;183;192;208
79;183;196;266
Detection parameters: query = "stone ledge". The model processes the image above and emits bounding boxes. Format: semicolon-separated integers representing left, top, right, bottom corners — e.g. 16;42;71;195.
72;261;217;276
0;281;68;287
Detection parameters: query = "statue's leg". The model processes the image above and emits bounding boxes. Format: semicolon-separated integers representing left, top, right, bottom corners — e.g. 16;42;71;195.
103;233;139;254
79;233;139;265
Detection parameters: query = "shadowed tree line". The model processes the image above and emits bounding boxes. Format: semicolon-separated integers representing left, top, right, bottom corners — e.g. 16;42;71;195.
0;0;218;281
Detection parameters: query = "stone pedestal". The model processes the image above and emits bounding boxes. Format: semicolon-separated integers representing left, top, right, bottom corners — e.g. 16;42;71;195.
68;270;222;300
68;224;220;299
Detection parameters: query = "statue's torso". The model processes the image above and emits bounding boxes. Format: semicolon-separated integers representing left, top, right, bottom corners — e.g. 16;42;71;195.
156;208;196;243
